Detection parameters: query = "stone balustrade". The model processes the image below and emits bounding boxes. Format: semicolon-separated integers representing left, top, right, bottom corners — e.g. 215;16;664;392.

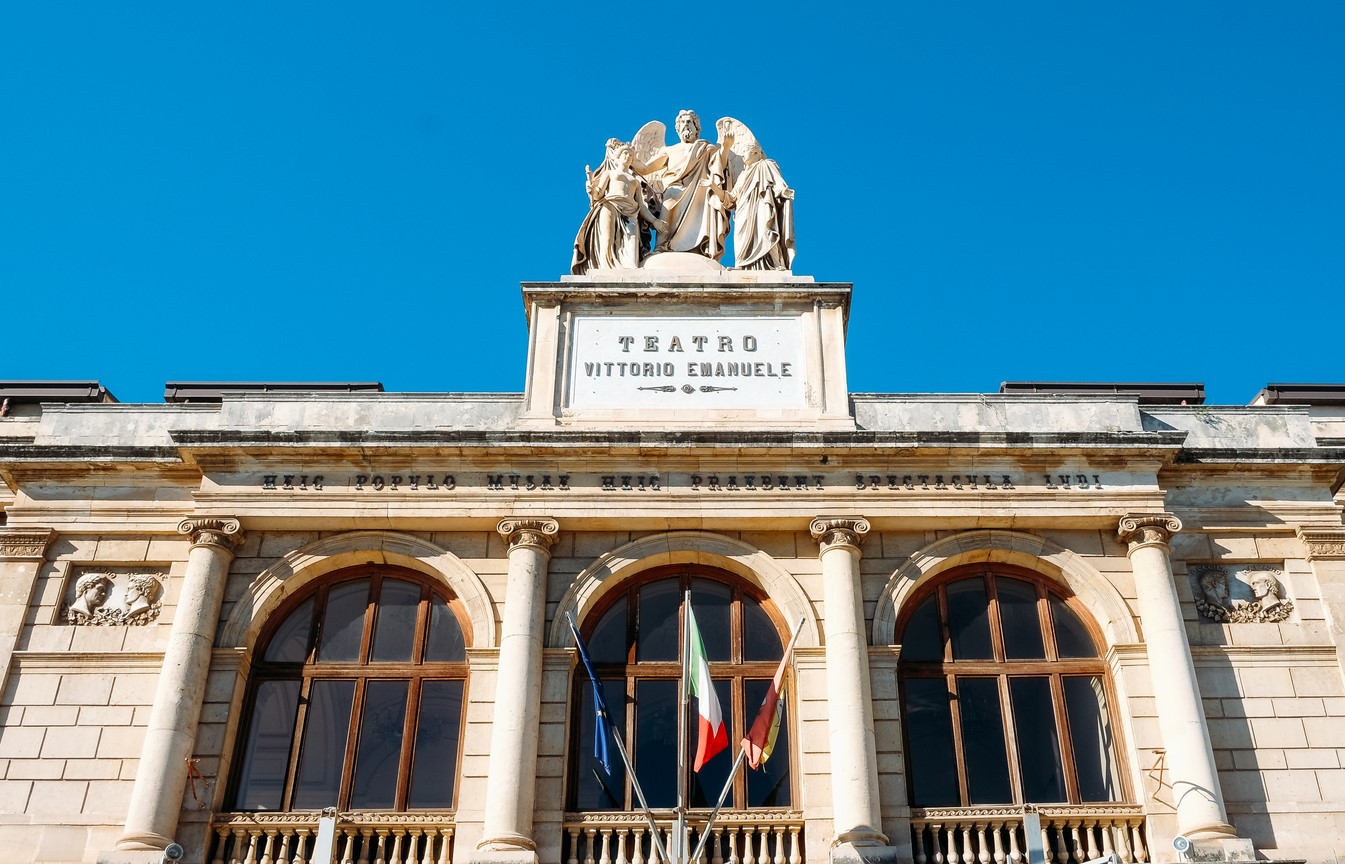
562;811;804;864
909;806;1148;864
208;811;455;864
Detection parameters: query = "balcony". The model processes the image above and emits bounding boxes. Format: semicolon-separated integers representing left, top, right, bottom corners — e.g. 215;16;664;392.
208;810;456;864
562;810;805;864
909;806;1148;864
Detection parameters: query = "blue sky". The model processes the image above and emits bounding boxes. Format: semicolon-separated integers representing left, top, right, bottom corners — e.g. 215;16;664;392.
3;3;1341;405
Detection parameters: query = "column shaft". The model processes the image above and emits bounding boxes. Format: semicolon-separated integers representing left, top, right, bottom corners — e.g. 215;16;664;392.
1119;514;1235;841
118;518;241;851
477;518;558;859
811;518;886;848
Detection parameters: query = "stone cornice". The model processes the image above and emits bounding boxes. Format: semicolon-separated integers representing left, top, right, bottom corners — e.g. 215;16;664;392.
1298;527;1345;561
497;517;559;553
810;517;870;553
0;527;55;561
178;517;243;552
1117;512;1182;553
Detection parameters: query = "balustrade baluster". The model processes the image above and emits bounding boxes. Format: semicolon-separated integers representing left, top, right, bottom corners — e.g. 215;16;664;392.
911;823;927;864
438;829;454;864
375;829;392;864
710;828;725;864
975;823;990;864
1065;821;1082;864
742;826;756;864
773;825;786;864
395;829;410;864
276;832;291;864
262;830;277;864
649;827;662;864
599;827;613;864
340;829;356;864
211;827;228;864
1006;822;1021;864
632;827;646;864
568;827;581;864
1085;821;1100;862
290;827;307;864
1128;820;1147;864
243;831;260;864
788;826;801;864
1099;821;1115;862
357;828;373;864
617;826;630;864
584;827;598;864
757;823;770;864
961;825;975;864
419;829;434;864
990;822;1005;864
727;826;740;864
1110;820;1131;864
1045;821;1060;864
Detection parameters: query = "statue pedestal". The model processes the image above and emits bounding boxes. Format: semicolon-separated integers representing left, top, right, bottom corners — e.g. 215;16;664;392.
518;274;854;430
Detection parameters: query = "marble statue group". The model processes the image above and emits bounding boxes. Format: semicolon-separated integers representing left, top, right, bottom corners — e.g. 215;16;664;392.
571;111;796;275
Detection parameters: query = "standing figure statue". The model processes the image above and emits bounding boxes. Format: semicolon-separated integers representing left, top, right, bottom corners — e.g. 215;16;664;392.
717;139;795;271
571;140;665;275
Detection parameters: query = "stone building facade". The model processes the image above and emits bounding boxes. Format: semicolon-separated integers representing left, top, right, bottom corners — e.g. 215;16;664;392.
1;278;1344;864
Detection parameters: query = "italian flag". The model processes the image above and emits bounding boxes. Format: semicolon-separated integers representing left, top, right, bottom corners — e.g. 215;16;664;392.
686;603;728;771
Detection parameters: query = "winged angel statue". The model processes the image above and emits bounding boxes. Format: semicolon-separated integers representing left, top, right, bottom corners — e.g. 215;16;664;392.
571;111;795;275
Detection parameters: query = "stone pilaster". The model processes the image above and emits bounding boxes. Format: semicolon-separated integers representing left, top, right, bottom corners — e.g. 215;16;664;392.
1298;527;1345;684
810;518;896;864
475;518;559;864
0;528;55;701
1118;514;1251;859
117;517;242;852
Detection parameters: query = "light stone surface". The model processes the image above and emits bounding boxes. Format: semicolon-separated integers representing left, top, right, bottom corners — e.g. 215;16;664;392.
1;276;1344;864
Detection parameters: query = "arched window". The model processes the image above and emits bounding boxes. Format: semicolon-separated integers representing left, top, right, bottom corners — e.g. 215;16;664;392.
568;567;792;812
897;566;1127;808
229;566;469;811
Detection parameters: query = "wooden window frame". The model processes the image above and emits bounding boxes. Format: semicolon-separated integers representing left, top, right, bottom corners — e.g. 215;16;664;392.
566;565;794;812
896;564;1133;807
228;565;471;812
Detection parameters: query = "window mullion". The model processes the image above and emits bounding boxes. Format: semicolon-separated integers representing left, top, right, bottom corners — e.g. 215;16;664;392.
338;678;368;810
1052;674;1083;804
396;677;423;810
999;674;1026;804
945;673;971;806
985;572;1007;662
280;674;316;811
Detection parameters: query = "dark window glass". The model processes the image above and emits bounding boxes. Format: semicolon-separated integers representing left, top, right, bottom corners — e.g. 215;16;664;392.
264;598;314;663
636;581;680;662
408;680;464;808
371;580;420;662
232;680;300;809
744;599;784;662
1063;676;1120;802
351;680;410;809
900;595;944;662
568;570;789;813
946;577;993;660
588;596;628;664
904;678;958;806
690;579;732;661
958;677;1013;804
572;678;629;810
898;569;1124;809
1050;596;1097;658
425;596;466;663
317;581;369;662
634;679;678;808
997;578;1046;660
232;569;469;814
1010;677;1067;802
745;678;791;807
292;679;356;808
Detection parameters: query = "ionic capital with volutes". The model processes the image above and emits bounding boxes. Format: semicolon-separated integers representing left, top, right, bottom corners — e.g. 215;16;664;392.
497;518;560;554
810;517;871;554
0;528;55;561
177;517;243;553
1117;513;1182;554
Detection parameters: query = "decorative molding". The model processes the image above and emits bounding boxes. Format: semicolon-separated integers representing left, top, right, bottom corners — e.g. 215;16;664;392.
213;810;456;828
1298;527;1345;561
911;804;1144;820
178;517;243;552
64;568;165;626
12;651;168;671
809;517;870;553
1117;513;1182;552
496;517;560;553
0;527;55;561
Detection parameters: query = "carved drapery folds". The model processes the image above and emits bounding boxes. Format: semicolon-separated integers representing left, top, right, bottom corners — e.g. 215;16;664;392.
178;517;243;552
1116;513;1182;553
0;528;55;561
497;518;560;554
809;517;871;553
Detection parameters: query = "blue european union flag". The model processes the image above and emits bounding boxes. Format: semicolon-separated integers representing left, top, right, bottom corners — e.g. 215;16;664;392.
567;614;613;775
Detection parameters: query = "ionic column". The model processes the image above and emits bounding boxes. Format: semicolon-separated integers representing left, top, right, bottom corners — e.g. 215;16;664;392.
810;518;888;851
476;518;559;861
118;517;242;851
1118;514;1236;841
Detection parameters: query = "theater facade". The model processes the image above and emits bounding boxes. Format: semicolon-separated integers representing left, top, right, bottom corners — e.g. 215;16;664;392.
3;117;1345;864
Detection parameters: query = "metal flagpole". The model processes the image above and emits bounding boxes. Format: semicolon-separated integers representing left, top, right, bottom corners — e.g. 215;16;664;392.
608;722;673;864
676;589;691;864
688;616;805;864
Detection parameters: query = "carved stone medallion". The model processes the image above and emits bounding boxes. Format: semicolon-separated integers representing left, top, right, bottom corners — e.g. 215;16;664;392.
1189;564;1293;624
64;567;165;626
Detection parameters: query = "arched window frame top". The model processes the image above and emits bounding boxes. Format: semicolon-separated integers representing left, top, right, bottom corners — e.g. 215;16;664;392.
228;564;471;814
896;564;1133;809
